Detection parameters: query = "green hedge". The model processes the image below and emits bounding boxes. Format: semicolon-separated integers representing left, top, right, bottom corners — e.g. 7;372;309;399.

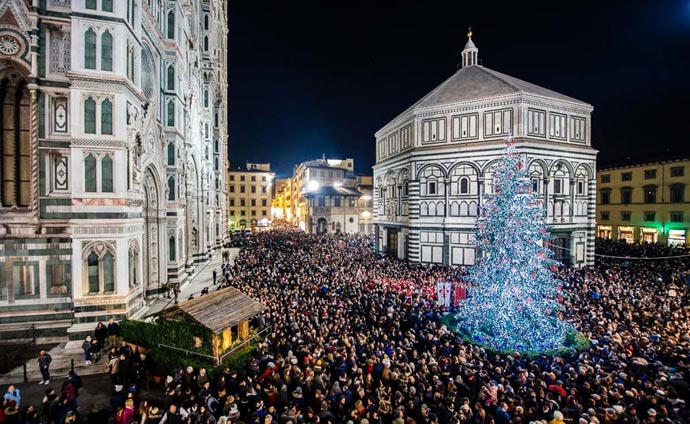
120;318;215;374
120;319;259;375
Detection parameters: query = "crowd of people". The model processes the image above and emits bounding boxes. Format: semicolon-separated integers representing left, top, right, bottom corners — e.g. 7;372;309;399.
150;233;690;424
3;233;689;424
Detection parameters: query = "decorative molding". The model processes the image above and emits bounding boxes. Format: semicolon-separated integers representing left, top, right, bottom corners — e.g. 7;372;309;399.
49;0;72;9
53;97;68;133
49;29;71;74
0;34;20;55
71;138;128;148
54;156;69;191
74;225;143;235
66;73;147;103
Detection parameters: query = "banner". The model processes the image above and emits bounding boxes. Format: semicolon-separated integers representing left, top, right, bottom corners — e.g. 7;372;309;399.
436;282;452;307
453;285;467;306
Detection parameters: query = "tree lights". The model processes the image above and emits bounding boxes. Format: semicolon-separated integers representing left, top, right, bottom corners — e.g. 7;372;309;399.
455;135;570;352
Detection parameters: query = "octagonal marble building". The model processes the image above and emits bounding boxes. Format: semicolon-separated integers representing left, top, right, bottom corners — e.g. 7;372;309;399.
373;34;597;268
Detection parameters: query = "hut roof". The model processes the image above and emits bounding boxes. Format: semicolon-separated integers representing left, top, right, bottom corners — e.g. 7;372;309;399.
158;287;265;333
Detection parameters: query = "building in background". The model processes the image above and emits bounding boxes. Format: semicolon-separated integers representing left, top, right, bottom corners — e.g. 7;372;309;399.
373;32;597;267
356;176;374;235
273;157;373;235
271;178;292;221
227;163;274;231
0;0;228;340
597;159;689;245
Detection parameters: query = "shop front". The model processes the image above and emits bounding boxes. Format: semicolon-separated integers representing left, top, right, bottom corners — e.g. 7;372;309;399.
618;226;635;243
597;225;612;239
640;227;658;243
668;229;687;246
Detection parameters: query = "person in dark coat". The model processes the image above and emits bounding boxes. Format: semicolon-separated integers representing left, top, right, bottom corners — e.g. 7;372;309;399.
159;404;183;424
94;322;107;351
37;350;52;385
107;319;120;349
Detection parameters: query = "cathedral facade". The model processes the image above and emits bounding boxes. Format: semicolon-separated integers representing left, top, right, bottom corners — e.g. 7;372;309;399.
373;35;597;268
0;0;228;339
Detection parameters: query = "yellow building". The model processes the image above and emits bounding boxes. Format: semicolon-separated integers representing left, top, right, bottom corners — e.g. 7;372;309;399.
272;158;373;234
272;178;293;221
227;163;275;231
597;159;690;245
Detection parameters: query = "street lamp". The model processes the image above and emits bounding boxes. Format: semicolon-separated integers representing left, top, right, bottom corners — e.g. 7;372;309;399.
307;180;319;192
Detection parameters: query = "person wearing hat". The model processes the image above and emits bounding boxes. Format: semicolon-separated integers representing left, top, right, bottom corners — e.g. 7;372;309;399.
110;385;126;412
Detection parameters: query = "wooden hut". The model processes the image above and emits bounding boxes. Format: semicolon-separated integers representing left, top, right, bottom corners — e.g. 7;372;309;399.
156;286;266;362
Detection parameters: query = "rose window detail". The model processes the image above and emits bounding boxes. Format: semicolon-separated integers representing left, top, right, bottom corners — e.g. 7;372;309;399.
0;35;20;56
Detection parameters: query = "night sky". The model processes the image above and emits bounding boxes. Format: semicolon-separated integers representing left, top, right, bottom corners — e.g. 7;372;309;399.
228;0;690;177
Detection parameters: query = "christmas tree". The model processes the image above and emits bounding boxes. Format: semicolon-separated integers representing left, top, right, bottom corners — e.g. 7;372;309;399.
455;134;570;352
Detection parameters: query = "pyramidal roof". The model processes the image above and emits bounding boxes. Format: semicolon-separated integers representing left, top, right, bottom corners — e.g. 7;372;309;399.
379;34;592;135
412;65;590;110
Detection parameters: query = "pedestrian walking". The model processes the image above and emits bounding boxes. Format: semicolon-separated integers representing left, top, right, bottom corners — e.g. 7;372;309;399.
37;350;52;385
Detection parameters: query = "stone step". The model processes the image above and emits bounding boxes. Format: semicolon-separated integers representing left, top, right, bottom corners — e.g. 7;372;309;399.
0;343;108;385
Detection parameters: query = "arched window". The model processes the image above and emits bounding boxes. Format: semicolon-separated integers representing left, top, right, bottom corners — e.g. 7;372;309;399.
167;100;175;126
167;65;175;91
167;143;175;165
85;28;97;69
214;139;219;153
84;154;97;192
214;109;219;128
168;176;175;200
128;243;139;288
101;155;113;192
103;251;115;292
203;88;209;108
84;97;96;134
203;14;209;30
103;0;113;12
167;11;175;39
85;0;96;10
460;177;469;194
204;123;209;138
101;31;113;71
87;252;99;293
84;245;117;294
203;35;209;51
169;236;176;261
0;75;31;207
101;98;112;134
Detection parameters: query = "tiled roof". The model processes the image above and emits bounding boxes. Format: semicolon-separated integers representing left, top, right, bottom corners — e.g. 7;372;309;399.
411;65;590;110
